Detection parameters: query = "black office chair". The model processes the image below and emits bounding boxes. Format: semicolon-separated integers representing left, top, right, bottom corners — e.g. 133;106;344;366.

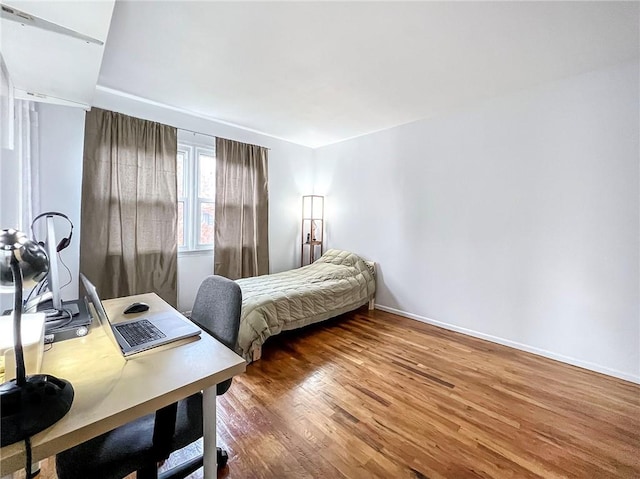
56;275;243;479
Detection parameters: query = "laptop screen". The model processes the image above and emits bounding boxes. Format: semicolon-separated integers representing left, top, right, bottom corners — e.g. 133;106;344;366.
80;273;122;352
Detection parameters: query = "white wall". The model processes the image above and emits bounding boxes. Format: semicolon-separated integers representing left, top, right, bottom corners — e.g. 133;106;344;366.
314;61;640;382
37;104;86;301
28;91;314;312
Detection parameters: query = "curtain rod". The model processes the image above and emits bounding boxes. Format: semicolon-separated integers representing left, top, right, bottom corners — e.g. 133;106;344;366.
178;128;271;150
92;106;272;150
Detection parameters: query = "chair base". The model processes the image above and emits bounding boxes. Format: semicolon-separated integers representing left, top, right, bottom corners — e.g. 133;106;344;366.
157;447;228;479
218;447;229;468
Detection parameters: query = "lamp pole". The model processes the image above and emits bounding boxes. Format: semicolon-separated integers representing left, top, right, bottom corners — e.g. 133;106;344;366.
9;254;26;387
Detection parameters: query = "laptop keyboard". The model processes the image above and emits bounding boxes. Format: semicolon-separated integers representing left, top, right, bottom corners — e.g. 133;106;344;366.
115;320;166;347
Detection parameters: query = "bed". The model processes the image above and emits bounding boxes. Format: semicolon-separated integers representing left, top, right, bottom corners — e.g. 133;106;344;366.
235;249;376;362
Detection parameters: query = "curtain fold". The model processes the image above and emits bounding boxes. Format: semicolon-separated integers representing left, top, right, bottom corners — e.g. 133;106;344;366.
214;137;269;279
80;108;178;306
16;100;40;231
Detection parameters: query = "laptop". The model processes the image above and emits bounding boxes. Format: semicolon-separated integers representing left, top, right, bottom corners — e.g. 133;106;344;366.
80;273;201;357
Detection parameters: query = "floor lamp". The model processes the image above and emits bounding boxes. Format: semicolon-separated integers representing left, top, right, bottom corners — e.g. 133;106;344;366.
0;228;74;448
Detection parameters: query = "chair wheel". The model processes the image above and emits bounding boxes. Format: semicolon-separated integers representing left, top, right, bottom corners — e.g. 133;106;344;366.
217;447;229;468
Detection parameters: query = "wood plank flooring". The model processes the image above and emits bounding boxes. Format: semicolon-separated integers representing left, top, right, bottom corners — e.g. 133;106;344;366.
18;307;640;478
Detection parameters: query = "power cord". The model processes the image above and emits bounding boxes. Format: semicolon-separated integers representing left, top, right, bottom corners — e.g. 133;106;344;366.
57;252;72;290
23;277;46;306
22;250;72;309
35;278;48;297
43;308;74;331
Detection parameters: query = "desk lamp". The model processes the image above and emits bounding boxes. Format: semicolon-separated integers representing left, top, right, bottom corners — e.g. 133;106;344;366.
0;228;74;447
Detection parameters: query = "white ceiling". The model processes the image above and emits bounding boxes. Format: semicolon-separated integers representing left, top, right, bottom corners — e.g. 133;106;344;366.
98;1;638;148
1;1;114;107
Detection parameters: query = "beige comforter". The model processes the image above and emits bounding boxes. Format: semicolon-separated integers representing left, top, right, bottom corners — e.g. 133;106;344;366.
236;249;376;362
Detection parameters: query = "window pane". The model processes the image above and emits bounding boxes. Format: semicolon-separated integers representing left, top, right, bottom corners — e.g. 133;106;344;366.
177;151;185;198
177;201;185;247
199;202;215;244
198;153;215;198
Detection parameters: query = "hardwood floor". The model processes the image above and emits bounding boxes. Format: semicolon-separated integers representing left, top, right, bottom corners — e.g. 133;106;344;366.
20;307;640;478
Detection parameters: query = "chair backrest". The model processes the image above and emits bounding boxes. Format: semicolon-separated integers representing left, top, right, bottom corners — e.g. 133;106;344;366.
190;275;242;352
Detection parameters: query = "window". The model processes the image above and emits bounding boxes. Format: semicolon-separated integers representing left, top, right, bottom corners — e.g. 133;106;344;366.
177;143;215;252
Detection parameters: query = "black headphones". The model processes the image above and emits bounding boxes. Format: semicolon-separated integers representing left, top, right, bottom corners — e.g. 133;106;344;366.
30;211;74;253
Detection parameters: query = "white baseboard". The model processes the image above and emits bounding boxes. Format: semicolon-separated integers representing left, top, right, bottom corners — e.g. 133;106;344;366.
374;304;640;385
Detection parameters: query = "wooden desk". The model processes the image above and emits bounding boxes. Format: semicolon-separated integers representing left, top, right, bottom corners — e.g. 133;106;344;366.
0;293;246;478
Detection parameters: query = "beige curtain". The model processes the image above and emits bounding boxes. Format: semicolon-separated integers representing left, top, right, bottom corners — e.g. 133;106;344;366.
80;108;178;306
214;137;269;279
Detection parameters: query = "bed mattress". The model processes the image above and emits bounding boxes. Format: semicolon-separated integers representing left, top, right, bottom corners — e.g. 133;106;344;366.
236;249;376;362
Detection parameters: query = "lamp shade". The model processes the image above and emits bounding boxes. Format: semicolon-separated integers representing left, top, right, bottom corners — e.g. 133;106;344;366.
0;228;49;288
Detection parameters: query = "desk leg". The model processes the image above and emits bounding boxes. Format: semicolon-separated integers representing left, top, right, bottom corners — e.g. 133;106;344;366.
203;386;217;478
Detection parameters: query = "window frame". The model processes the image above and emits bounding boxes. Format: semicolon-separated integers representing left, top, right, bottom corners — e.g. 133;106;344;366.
177;142;215;253
177;145;192;252
194;147;215;250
